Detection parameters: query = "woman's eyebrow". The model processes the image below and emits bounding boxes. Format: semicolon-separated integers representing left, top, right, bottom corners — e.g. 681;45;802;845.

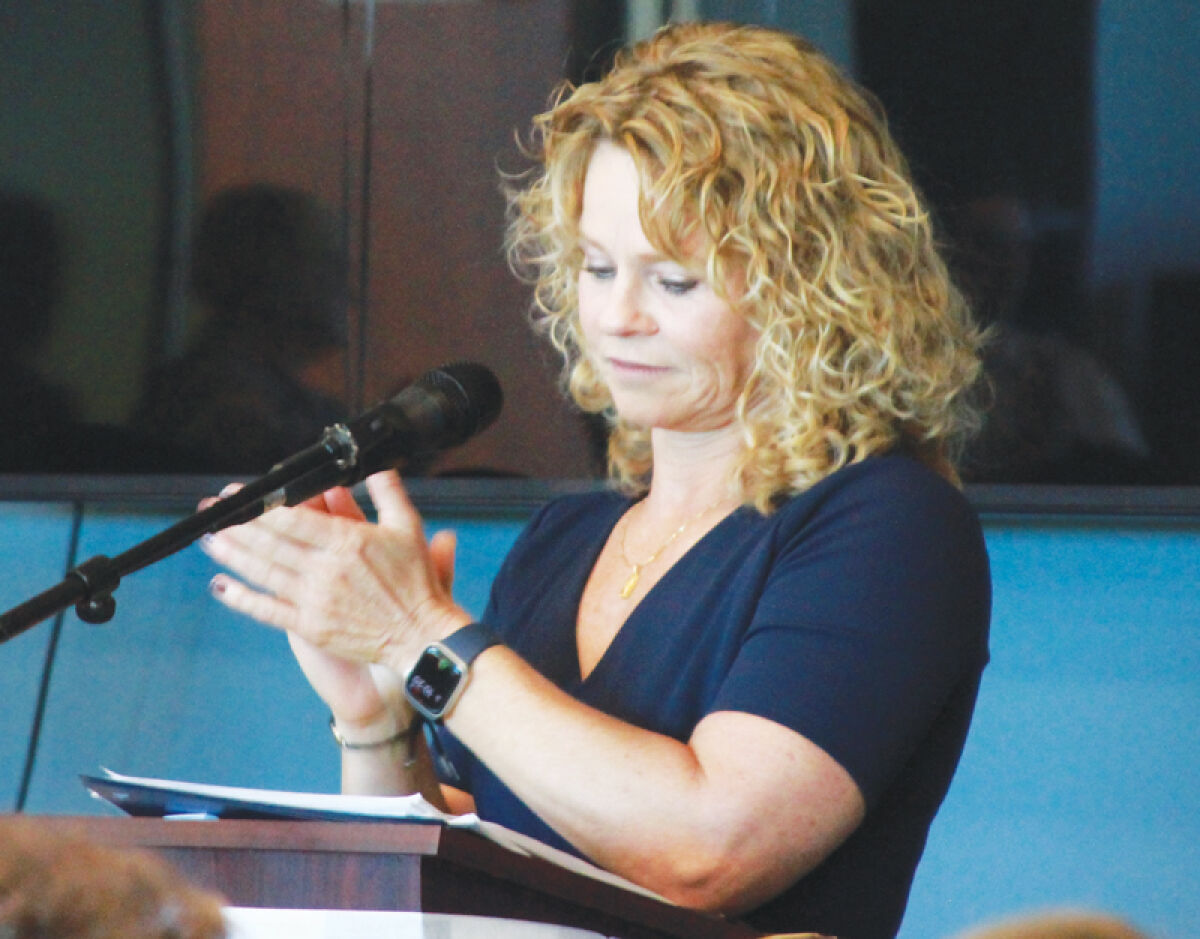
579;235;679;266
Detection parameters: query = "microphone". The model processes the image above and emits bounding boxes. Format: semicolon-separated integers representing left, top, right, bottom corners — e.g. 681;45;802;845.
0;364;502;639
257;361;503;512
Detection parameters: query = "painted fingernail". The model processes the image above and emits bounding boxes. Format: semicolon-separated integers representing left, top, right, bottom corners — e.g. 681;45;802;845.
209;577;226;597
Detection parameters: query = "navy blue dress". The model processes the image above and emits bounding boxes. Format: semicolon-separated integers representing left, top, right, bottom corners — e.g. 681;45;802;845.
434;453;991;938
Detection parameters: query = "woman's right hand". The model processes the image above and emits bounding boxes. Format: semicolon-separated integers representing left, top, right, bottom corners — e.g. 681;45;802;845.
204;482;454;735
280;484;459;736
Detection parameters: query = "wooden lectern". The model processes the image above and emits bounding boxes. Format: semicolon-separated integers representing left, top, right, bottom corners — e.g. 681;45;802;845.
35;817;761;939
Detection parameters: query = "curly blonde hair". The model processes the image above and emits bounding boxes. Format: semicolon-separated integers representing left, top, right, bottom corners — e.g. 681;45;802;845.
506;21;985;512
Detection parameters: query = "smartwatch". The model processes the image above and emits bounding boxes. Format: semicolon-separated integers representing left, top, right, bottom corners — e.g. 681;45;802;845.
404;621;501;722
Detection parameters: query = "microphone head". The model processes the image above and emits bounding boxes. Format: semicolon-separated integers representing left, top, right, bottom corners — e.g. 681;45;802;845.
338;362;504;483
417;362;503;446
277;362;503;501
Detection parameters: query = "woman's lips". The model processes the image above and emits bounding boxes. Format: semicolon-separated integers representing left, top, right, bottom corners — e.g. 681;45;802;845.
607;357;671;377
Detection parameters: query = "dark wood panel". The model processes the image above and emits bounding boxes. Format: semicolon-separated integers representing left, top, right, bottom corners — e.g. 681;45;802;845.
27;817;759;939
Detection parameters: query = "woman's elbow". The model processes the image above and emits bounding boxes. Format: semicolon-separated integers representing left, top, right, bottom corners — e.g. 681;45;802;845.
642;851;746;913
636;836;806;916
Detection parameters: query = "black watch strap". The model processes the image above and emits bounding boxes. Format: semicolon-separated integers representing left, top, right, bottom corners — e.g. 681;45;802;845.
440;621;501;665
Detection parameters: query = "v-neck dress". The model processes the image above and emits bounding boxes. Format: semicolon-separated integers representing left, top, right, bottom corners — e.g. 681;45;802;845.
432;453;991;939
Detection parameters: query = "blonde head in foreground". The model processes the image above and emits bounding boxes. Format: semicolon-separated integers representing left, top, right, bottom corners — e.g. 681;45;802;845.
0;817;227;938
507;21;985;512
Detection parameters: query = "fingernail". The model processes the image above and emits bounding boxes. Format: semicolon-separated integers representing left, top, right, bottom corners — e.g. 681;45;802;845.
209;577;226;597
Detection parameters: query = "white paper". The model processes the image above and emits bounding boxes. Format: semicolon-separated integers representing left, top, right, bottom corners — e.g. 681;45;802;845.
92;768;669;904
96;767;459;821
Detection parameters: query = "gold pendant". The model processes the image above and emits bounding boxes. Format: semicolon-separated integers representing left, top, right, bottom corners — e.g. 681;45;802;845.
620;565;641;599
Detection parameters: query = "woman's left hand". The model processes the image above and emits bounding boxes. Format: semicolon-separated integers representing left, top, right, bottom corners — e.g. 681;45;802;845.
201;470;471;675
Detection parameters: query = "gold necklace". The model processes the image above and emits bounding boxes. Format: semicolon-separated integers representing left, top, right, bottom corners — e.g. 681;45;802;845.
617;498;728;599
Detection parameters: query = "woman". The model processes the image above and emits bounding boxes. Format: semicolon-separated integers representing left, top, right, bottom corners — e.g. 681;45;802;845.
202;22;990;938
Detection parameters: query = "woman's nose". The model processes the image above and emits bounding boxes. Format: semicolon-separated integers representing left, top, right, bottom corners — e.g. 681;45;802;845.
600;277;657;335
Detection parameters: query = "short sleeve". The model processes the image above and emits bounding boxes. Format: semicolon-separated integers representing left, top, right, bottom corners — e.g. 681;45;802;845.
711;460;991;806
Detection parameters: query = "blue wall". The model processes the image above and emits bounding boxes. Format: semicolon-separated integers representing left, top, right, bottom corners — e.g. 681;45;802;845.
0;503;76;809
902;516;1198;939
1;492;1196;937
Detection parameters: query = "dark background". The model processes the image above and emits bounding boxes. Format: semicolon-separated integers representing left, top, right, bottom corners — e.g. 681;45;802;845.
1;0;1196;486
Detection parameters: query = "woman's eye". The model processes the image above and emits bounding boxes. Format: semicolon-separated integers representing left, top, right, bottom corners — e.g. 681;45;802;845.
583;264;615;280
659;277;699;296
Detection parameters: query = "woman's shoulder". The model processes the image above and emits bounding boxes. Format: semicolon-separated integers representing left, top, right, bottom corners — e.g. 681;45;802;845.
532;487;629;523
772;452;982;543
511;487;630;550
761;454;991;652
819;451;968;499
487;488;629;599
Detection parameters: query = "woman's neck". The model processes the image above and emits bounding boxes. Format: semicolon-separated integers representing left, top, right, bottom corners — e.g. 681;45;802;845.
642;425;744;517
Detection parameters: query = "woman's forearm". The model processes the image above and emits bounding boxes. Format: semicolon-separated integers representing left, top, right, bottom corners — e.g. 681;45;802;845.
438;645;862;913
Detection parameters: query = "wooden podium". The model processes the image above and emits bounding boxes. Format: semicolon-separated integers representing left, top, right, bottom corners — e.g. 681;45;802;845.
36;817;760;939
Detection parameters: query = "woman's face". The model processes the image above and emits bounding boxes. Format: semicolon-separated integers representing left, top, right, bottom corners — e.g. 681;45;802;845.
577;142;758;434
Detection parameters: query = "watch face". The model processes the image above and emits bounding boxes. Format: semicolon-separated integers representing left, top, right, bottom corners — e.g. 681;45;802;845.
405;647;464;718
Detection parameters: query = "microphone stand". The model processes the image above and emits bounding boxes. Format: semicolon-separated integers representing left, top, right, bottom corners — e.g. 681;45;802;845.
0;427;360;646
